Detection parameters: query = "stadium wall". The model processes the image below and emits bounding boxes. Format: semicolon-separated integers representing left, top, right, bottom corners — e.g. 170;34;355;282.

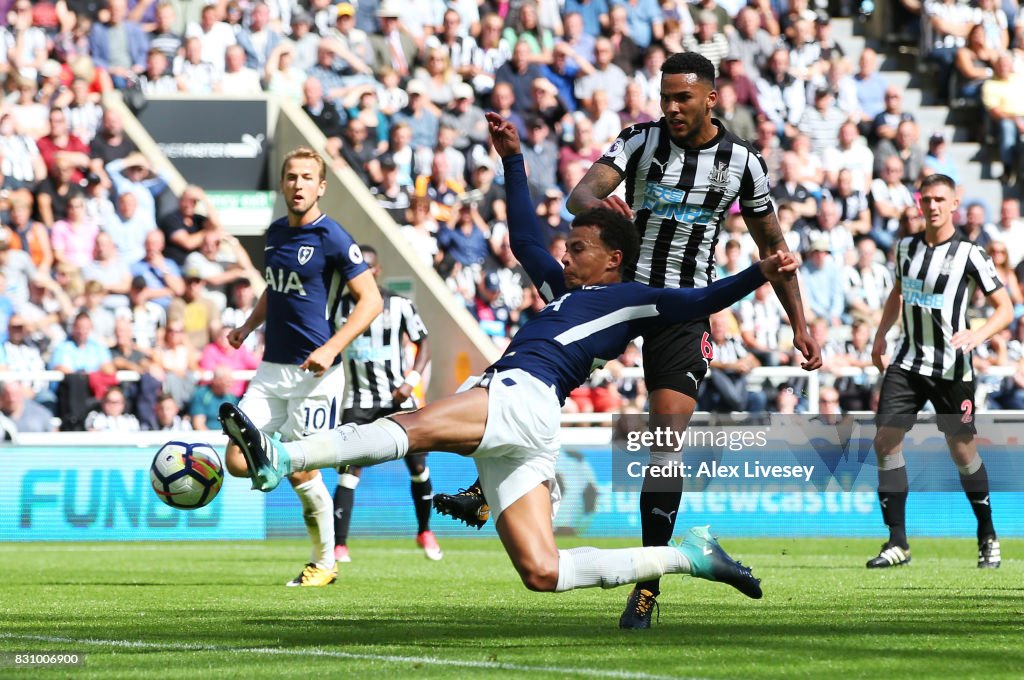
3;431;1021;542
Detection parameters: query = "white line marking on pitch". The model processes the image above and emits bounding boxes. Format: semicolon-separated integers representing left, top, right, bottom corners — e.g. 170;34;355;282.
0;633;708;680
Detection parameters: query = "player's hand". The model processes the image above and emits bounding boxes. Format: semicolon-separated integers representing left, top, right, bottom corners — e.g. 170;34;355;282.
759;252;798;282
871;336;889;372
793;329;822;371
391;383;414;403
951;329;984;354
598;195;633;218
301;346;338;378
485;112;521;157
227;326;249;349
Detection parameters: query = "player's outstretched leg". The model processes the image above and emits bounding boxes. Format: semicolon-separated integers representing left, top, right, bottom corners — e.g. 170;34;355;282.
219;403;291;491
675;525;762;599
433;477;490;529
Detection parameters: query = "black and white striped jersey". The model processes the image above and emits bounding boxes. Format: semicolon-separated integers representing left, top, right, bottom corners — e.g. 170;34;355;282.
596;118;773;289
336;288;428;410
892;234;1003;381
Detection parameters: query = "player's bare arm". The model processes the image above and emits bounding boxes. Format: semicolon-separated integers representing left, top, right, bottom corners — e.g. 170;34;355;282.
744;211;822;371
566;163;632;218
228;288;268;349
301;269;383;377
871;285;903;372
951;287;1014;353
393;334;430;403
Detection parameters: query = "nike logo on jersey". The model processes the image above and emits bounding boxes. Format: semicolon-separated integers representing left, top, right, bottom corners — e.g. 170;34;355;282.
652;508;677;524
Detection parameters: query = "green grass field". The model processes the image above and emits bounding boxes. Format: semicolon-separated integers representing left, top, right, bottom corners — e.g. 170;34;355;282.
0;537;1021;679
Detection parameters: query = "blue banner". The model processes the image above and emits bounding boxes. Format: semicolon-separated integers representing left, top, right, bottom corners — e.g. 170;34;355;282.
0;447;264;541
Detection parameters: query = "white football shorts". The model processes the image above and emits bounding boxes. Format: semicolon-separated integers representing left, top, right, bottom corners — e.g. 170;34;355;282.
459;367;563;521
239;361;345;442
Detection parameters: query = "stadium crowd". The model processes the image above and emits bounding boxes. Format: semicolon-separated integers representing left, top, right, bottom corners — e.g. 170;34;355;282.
1;0;1024;433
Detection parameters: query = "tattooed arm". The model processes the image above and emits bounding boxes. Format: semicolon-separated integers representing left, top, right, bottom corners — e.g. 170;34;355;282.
744;210;823;371
566;162;632;217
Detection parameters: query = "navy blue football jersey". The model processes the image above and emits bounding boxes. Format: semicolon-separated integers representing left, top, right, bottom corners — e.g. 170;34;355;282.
490;154;766;403
262;214;369;365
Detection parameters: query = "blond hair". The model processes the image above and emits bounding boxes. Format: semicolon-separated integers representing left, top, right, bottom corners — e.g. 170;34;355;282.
280;147;327;182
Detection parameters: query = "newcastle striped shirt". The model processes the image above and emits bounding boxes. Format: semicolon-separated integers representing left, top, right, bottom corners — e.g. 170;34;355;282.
337;288;428;411
596;118;773;289
892;233;1003;381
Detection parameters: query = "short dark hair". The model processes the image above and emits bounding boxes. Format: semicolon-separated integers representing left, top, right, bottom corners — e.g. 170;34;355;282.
359;244;377;258
919;173;956;193
571;208;639;274
661;52;716;88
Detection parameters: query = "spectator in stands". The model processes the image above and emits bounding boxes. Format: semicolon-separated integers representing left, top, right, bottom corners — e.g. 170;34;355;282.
988;241;1024;307
473;269;512;345
922;132;961;187
981;52;1024;185
844;237;892;326
3;314;51;407
738;282;789;367
718;55;761;120
50;193;99;269
37;107;90;184
487;82;526;137
847;47;888;136
152;391;191;430
788;134;825;196
774;382;800;414
526;77;568;134
416;152;463;224
469;156;506;225
88;0;149;89
958;201;994;248
7;189;52;276
869;156;916;251
184;231;258;306
49;311;114;375
263;48;307;104
65;79;103;144
953;23;996;105
605;4;642;73
495;40;546;117
520;117;559;204
715;80;756;143
148;1;182;60
823;121;875;194
154;318;198;408
870;86;914;146
6;1;47;79
302;77;346;161
563;0;608;38
683;11;729;75
756;48;805;141
79;279;116;345
557;116;601;180
801;236;845;326
464;13;511;96
105;192;152;264
817;385;843;417
393;81;440;156
217;44;262;95
159;185;222;266
574;37;627;111
1;379;54;434
90;109;136;181
139;48;179;94
828;168;871;237
699;311;766;414
833;318;874;411
438;200;489;270
236;2;283;72
411;47;461;113
23;274;75;352
368;1;416;79
173;36;218;95
372;153;411;223
536;188;571;247
619;80;655;128
131;229;184;309
442;82;489;154
807;197;856;265
798;87;847;159
728;6;776;75
81;233;130;311
188;365;238;430
86;384;140;431
106;151;169;225
924;0;979;101
289;12;319;72
10;77;50;138
770;152;818;228
988;197;1024;265
558;11;595;68
185;4;236;73
0;231;35;307
199;318;260;397
0;112;46;190
874;119;925;189
579;88;621;146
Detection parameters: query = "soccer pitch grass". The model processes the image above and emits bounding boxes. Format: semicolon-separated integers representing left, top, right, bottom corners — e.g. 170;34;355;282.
1;538;1021;679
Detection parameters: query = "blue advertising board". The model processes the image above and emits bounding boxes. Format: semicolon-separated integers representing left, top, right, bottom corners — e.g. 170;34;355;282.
0;447;264;541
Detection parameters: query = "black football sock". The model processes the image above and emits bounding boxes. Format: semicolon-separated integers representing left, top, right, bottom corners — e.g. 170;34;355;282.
333;469;359;547
959;463;995;541
637;473;684;596
878;466;909;549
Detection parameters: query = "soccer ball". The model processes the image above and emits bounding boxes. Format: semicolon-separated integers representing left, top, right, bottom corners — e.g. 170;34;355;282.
150;441;224;510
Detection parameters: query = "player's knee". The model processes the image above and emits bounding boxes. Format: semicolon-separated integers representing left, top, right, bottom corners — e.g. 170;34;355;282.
516;558;559;592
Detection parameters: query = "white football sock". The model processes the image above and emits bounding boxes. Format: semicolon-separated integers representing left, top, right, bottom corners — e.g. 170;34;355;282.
287;418;409;472
293;475;335;568
554;546;690;592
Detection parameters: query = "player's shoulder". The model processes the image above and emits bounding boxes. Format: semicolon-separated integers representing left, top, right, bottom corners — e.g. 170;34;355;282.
716;124;762;160
616;119;662;145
